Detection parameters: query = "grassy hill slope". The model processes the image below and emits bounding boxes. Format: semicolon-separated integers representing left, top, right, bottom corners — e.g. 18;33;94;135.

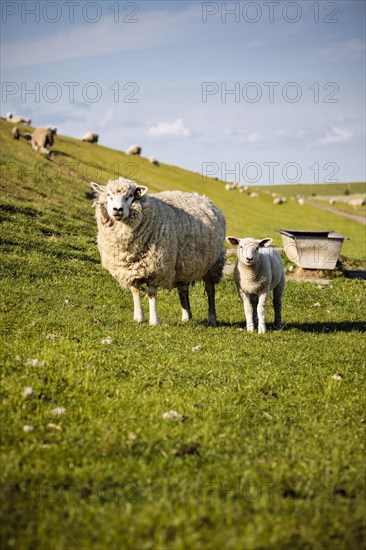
1;120;365;549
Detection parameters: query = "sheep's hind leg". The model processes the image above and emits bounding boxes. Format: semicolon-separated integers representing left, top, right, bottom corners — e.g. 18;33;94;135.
131;286;144;323
147;286;160;326
250;294;258;329
273;283;284;329
178;284;192;322
204;279;217;326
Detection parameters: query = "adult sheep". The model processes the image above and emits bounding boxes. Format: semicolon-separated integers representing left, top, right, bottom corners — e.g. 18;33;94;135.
126;145;142;156
31;127;56;156
227;236;285;334
82;131;98;144
91;177;226;326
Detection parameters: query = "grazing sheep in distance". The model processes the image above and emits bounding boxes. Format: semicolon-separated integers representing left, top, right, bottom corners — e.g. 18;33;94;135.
90;177;226;326
329;198;336;205
82;131;98;143
12;127;20;140
227;236;285;334
31;127;56;156
348;197;365;207
249;192;259;198
7;114;31;125
126;145;142;156
149;157;160;166
273;197;287;205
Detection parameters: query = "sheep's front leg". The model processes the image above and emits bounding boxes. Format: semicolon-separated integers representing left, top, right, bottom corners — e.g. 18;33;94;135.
241;291;255;332
131;286;144;323
147;286;160;326
257;291;269;334
204;280;217;326
178;284;192;322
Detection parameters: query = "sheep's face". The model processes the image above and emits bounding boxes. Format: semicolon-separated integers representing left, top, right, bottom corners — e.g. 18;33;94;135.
91;179;148;222
226;237;273;267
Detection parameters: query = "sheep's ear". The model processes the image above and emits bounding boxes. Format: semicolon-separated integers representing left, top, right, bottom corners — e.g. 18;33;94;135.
134;185;148;199
90;182;106;195
258;238;273;248
226;236;240;246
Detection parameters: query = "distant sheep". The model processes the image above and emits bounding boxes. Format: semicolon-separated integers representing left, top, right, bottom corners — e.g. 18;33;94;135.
329;198;336;206
249;192;259;198
31;127;56;156
348;197;365;207
91;177;226;326
7;114;31;125
227;236;285;334
126;145;142;156
273;197;287;205
149;157;160;166
12;127;20;140
297;197;305;206
82;131;98;144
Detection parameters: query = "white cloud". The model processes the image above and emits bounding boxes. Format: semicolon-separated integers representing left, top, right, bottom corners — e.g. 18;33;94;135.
320;39;366;60
1;8;200;69
317;126;354;145
148;118;191;137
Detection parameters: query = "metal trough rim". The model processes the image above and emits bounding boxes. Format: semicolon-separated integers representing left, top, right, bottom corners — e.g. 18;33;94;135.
276;229;348;240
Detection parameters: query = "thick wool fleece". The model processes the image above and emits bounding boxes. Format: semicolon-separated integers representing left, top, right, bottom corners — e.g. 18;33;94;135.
94;181;226;290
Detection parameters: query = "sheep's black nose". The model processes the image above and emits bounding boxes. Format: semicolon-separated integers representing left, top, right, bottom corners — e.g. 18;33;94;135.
113;207;123;214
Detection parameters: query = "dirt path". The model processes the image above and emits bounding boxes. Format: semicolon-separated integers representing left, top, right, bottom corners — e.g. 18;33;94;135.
307;201;366;225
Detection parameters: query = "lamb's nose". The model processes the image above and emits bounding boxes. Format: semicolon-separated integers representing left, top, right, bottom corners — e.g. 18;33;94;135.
113;207;123;214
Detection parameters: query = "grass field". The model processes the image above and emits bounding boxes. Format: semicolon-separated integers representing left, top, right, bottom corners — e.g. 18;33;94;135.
1;120;365;549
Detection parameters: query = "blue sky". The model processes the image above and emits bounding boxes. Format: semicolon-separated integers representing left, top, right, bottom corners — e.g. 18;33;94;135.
1;0;365;184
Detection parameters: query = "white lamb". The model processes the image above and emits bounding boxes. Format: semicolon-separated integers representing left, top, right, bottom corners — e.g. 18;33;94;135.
91;178;226;326
226;236;285;334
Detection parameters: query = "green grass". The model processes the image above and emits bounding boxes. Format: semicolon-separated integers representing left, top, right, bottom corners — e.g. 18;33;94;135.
1;119;365;549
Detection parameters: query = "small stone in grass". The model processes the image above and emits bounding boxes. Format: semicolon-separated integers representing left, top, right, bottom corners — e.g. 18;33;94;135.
192;345;204;352
332;374;343;381
162;410;180;421
22;425;34;432
102;337;112;345
23;387;34;398
128;432;137;440
25;358;40;367
313;302;321;307
52;407;66;416
64;299;69;305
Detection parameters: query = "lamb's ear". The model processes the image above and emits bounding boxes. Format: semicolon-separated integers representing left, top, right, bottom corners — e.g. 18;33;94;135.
226;236;240;246
90;182;107;195
258;238;273;248
134;185;148;199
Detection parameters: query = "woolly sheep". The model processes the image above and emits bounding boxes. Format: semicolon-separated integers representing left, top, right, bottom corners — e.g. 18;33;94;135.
31;127;56;156
7;114;31;125
82;131;98;143
149;157;159;166
348;197;365;207
12;127;20;140
90;177;226;326
126;145;142;156
226;236;285;334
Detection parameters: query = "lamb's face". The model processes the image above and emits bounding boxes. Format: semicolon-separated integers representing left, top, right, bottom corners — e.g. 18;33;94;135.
91;179;148;222
226;237;273;267
238;239;260;267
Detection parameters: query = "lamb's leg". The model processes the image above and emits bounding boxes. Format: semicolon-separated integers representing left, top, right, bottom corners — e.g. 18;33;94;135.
257;291;269;334
242;292;255;332
131;286;144;323
273;280;284;329
204;280;217;326
147;286;160;326
178;284;192;322
250;294;259;329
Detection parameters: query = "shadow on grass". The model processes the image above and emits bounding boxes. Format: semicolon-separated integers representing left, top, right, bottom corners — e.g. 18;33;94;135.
284;321;365;333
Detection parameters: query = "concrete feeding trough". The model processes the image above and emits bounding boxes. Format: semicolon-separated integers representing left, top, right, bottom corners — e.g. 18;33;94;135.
277;229;348;270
